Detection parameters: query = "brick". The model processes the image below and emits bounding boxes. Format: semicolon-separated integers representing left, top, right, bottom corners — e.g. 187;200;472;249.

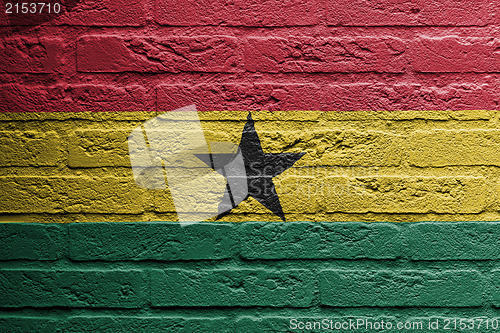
275;176;318;213
403;222;500;260
0;317;61;333
0;131;62;166
151;268;314;307
245;37;406;73
56;0;146;26
248;110;322;121
0;110;157;121
0;223;67;260
69;222;235;260
150;127;401;168
325;83;496;111
328;0;491;26
0;0;145;26
0;84;152;112
408;130;500;167
77;35;241;73
197;110;321;121
0;270;146;308
326;83;420;111
321;176;489;214
0;176;148;214
65;316;231;333
237;316;397;332
157;83;323;111
418;83;496;111
286;130;402;167
0;37;64;73
410;37;500;73
319;110;458;121
491;270;500;307
226;176;318;215
240;222;400;259
155;0;319;26
68;129;131;167
319;270;484;307
148;173;226;215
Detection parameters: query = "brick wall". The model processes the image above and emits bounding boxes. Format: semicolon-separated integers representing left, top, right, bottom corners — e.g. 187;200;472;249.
1;0;500;332
1;0;499;112
2;110;500;223
2;221;500;332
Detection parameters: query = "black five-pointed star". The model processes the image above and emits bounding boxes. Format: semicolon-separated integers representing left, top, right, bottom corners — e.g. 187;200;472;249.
216;113;305;221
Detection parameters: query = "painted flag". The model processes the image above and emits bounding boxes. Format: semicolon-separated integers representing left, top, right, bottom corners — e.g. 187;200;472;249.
2;0;500;332
0;108;495;223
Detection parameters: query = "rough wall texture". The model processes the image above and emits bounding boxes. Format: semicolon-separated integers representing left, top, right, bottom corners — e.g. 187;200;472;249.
1;0;500;113
1;0;500;332
2;110;500;223
2;221;500;332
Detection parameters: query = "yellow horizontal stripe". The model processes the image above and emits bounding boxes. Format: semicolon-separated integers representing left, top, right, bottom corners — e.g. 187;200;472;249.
0;110;499;223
